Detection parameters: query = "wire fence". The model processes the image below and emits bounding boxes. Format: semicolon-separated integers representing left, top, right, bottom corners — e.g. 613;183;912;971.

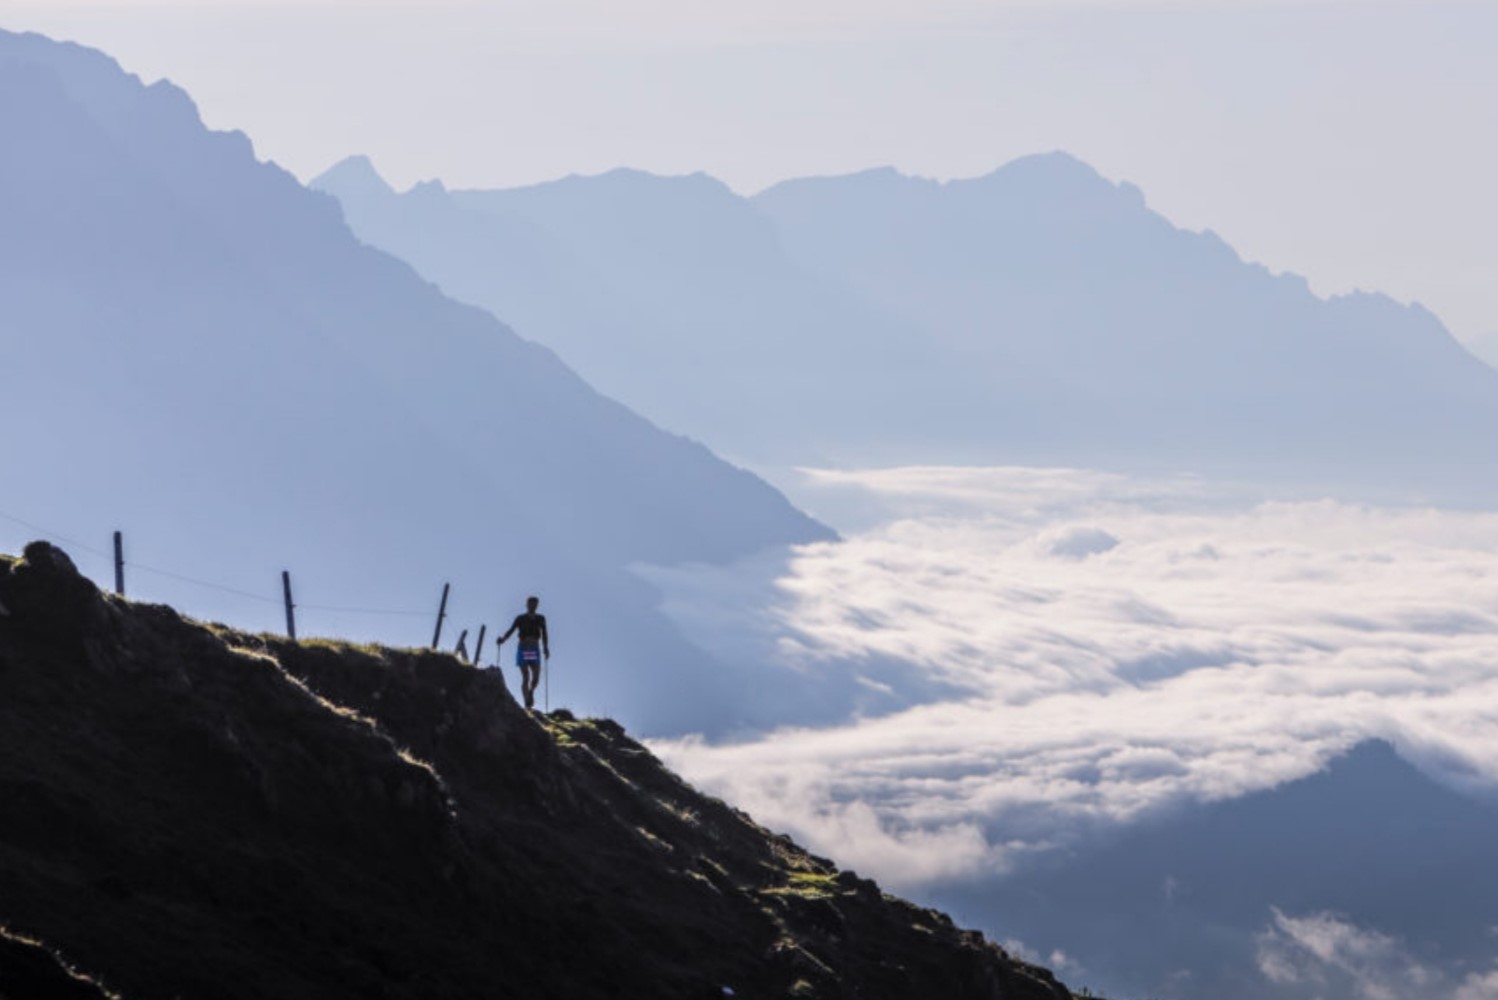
0;505;494;663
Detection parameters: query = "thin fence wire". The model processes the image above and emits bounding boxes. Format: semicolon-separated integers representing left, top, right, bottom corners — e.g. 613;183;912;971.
126;560;284;605
0;509;113;560
297;602;432;618
0;505;441;622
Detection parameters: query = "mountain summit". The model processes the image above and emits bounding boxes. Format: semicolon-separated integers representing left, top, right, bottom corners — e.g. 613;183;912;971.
313;153;395;200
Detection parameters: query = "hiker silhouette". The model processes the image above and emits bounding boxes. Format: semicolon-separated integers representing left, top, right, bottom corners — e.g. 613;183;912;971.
497;596;549;710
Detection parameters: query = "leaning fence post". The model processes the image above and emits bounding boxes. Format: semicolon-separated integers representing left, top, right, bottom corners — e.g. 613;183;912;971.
473;624;487;668
282;571;297;640
454;629;469;662
431;582;450;649
113;531;125;597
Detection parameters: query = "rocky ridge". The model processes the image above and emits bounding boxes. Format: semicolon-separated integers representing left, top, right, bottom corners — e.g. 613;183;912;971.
0;542;1073;1000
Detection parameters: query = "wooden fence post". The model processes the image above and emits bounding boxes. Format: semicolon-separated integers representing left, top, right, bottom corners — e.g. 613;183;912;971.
113;531;125;597
282;571;297;640
454;629;469;662
431;583;450;649
473;624;487;668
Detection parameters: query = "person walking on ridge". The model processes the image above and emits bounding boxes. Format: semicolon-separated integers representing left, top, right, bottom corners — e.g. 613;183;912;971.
497;596;549;710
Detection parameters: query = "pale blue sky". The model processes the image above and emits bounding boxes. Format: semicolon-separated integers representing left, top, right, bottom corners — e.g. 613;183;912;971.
4;0;1494;347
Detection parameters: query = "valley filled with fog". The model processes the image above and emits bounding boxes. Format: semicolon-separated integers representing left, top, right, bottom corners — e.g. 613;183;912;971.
652;464;1498;869
648;465;1498;997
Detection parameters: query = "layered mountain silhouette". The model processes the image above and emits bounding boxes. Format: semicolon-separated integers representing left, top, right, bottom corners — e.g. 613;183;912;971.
0;542;1076;999
758;160;1498;485
313;157;950;466
0;29;832;736
930;739;1498;1000
320;154;1498;497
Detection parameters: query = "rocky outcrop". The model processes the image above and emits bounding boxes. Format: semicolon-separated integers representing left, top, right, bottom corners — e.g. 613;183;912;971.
0;542;1073;1000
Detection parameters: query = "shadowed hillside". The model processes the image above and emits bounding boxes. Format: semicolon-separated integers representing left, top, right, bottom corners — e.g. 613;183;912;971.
0;542;1074;1000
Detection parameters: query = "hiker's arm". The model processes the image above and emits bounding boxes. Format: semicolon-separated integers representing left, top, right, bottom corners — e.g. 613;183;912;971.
542;619;550;658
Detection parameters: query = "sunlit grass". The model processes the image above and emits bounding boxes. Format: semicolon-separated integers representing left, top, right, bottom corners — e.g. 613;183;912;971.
760;870;842;901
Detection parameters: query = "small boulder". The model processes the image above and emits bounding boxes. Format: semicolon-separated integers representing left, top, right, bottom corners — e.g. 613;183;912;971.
7;541;106;637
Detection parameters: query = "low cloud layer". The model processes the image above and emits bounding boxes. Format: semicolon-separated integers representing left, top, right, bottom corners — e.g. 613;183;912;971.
649;467;1498;891
1258;910;1498;1000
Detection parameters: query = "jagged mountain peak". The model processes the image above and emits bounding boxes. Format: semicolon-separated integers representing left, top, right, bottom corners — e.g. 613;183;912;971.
450;165;753;233
312;153;396;199
755;152;1146;212
754;163;928;197
321;132;1498;490
962;150;1149;211
510;164;738;199
0;27;235;157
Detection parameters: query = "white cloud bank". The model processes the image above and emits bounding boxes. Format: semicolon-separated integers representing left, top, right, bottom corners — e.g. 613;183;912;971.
649;467;1498;891
1257;909;1498;1000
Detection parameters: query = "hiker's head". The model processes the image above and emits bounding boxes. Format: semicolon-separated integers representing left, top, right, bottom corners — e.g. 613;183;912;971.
526;595;539;611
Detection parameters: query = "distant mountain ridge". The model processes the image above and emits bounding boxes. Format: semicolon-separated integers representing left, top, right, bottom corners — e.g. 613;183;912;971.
315;158;968;466
0;28;830;737
319;152;1498;498
756;155;1498;479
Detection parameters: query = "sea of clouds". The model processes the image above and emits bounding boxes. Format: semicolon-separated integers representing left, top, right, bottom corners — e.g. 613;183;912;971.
646;466;1498;891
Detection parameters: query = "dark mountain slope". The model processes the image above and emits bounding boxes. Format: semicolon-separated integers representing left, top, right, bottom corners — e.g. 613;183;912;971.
0;542;1073;1000
0;29;830;736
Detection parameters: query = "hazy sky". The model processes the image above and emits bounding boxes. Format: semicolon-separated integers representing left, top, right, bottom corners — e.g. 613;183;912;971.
3;1;1494;346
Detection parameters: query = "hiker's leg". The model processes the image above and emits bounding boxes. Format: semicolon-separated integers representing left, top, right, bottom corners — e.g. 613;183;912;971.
523;663;539;708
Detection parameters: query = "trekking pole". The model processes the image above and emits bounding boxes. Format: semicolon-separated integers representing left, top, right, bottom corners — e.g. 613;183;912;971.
544;653;550;712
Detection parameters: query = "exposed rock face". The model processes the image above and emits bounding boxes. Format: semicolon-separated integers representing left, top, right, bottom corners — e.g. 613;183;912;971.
4;542;102;637
0;544;1074;1000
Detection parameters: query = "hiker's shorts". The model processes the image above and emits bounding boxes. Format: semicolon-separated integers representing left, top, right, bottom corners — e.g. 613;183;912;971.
517;643;541;668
